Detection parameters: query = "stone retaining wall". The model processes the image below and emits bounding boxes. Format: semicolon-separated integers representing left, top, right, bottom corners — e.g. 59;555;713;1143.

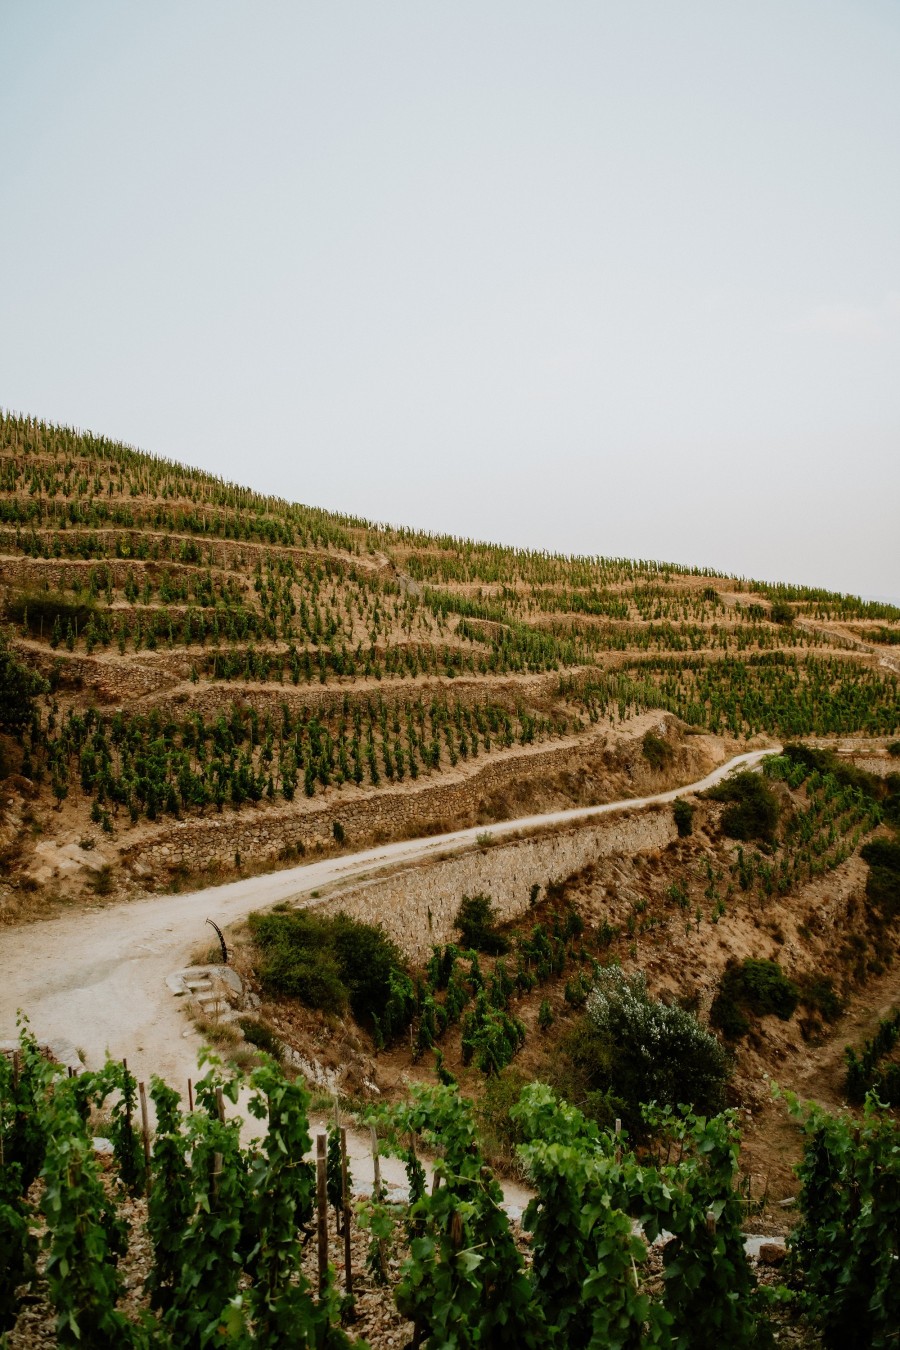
314;807;676;962
122;730;612;876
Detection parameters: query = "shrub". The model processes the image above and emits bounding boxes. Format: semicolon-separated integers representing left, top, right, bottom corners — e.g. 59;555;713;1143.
861;837;900;919
90;864;115;897
248;910;415;1039
710;958;799;1039
887;741;900;758
563;967;729;1136
797;976;843;1024
474;1068;531;1167
237;1019;282;1059
0;634;46;734
5;590;96;636
769;599;794;625
673;798;694;837
705;771;780;842
642;730;671;770
455;893;509;955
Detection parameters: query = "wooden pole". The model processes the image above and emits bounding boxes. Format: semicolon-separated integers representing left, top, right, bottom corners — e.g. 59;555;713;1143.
340;1127;353;1296
138;1081;152;1192
11;1051;19;1092
370;1124;382;1201
215;1086;225;1123
333;1096;342;1234
122;1059;131;1133
316;1134;328;1295
369;1124;388;1280
187;1077;193;1112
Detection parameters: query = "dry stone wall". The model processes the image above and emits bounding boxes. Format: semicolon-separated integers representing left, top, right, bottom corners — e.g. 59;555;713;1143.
150;671;565;721
15;643;184;701
122;731;611;876
314;807;676;962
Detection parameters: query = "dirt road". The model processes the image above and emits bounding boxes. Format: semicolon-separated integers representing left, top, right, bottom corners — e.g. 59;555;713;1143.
0;747;776;1091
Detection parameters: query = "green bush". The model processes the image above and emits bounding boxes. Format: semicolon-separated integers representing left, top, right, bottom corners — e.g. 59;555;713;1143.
562;967;729;1136
0;634;46;734
237;1018;282;1059
887;741;900;758
6;591;96;636
797;976;843;1024
248;910;415;1039
769;599;794;625
455;893;509;955
710;958;798;1039
861;837;900;919
705;770;780;842
474;1068;531;1166
673;798;694;837
642;730;671;770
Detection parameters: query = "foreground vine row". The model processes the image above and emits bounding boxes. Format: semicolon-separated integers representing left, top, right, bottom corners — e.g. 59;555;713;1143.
1;1022;897;1349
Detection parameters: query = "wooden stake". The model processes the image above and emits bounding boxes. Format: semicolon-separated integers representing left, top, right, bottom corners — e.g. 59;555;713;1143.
11;1051;19;1092
138;1081;152;1192
340;1127;353;1296
369;1125;388;1279
215;1086;225;1124
122;1059;131;1132
370;1124;382;1201
316;1134;328;1295
333;1096;342;1234
615;1117;622;1163
706;1210;716;1236
187;1077;193;1112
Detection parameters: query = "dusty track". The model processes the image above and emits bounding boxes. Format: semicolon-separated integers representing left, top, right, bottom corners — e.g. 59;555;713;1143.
0;748;776;1090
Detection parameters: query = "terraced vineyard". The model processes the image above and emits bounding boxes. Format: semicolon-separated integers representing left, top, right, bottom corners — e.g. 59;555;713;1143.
1;410;898;903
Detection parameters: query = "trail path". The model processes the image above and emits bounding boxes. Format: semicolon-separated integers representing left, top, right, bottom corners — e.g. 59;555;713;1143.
0;747;776;1088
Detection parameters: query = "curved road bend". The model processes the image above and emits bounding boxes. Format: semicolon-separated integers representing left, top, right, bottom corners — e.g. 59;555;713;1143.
0;746;779;1089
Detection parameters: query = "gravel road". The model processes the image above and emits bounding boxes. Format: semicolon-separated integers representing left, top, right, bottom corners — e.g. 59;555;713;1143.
0;747;776;1091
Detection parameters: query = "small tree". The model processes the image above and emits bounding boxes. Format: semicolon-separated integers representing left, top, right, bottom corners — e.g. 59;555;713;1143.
673;798;694;836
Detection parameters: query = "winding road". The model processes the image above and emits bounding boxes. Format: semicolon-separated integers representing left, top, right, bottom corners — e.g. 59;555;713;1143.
0;746;777;1089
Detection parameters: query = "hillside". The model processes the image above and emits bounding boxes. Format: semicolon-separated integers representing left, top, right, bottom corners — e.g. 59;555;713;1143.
2;412;900;1348
1;410;898;919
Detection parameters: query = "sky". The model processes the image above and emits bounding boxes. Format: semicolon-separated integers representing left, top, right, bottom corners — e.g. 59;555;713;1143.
1;2;898;599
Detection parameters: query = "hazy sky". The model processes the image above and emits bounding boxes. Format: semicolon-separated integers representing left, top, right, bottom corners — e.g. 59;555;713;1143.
2;3;898;598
